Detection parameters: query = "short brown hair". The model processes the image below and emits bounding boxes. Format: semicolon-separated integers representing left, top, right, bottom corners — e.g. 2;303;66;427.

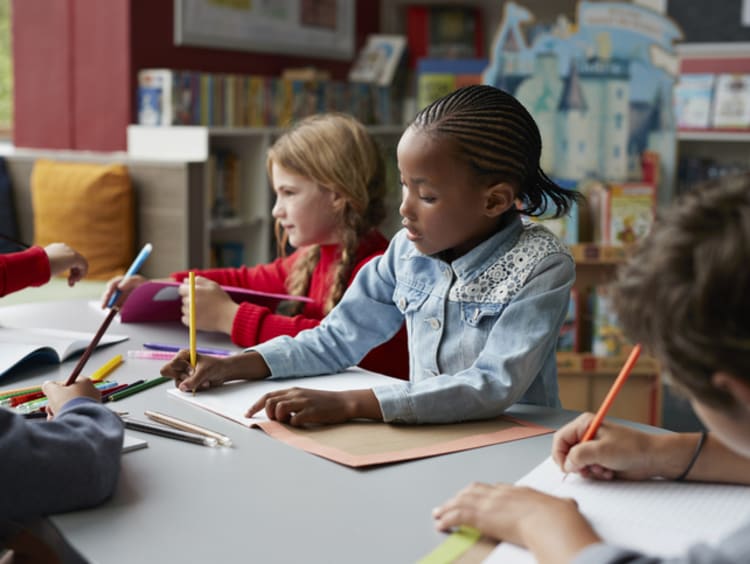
612;174;750;408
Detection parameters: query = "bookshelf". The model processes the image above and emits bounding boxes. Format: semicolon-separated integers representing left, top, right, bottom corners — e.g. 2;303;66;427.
558;243;661;426
675;43;750;195
127;124;405;270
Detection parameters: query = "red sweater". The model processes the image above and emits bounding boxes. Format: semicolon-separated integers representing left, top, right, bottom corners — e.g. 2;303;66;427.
172;230;409;380
0;247;51;297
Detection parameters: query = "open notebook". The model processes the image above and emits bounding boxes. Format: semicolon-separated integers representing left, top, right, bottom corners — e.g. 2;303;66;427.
0;327;128;380
484;456;750;562
122;433;148;453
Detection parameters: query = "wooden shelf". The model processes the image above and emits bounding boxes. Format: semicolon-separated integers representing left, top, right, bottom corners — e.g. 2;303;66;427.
678;129;750;142
557;352;659;376
568;243;629;264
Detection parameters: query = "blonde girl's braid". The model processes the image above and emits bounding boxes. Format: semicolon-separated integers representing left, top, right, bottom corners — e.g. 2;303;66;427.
269;113;386;316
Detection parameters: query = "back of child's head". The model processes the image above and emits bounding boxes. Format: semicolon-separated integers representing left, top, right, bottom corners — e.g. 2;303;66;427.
612;175;750;408
411;84;578;218
267;113;386;313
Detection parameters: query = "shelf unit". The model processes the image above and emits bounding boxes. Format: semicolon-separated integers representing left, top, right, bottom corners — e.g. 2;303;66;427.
127;124;405;270
675;43;750;194
557;244;661;426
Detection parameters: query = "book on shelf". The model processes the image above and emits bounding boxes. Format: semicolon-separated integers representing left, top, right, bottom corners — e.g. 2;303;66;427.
591;287;631;357
674;73;715;129
137;69;175;126
118;280;313;323
416;58;488;110
406;5;484;68
208;149;240;220
349;34;408;87
711;73;750;129
0;327;129;380
136;67;406;127
557;289;579;353
605;182;656;246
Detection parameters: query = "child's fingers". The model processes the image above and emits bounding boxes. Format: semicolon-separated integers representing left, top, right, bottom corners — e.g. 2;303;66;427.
552;412;595;469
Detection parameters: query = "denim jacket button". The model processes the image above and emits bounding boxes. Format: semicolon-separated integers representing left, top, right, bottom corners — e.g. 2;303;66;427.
429;318;441;330
398;297;406;310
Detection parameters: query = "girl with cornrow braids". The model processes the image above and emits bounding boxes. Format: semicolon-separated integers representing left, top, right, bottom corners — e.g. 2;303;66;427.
162;85;580;426
103;113;408;380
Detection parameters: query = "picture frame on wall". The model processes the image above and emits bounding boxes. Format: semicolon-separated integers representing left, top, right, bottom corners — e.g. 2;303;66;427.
174;0;355;60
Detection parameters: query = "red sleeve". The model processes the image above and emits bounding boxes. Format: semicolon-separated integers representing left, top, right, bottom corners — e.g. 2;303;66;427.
0;247;51;297
230;302;323;347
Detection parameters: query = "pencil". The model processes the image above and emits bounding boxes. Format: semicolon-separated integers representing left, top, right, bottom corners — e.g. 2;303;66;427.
189;271;197;368
64;306;120;385
106;376;170;402
144;410;233;447
121;416;218;447
89;354;124;382
100;380;143;402
580;344;642;442
106;243;153;308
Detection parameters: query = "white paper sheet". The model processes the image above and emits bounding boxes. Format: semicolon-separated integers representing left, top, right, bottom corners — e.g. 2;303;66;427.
167;367;399;427
485;457;750;562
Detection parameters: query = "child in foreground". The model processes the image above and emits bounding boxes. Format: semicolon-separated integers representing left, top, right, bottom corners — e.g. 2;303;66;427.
102;113;408;379
161;85;579;425
0;242;123;520
432;176;750;563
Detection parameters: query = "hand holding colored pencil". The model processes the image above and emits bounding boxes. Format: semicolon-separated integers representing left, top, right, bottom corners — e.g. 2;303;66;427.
581;344;642;442
65;244;152;386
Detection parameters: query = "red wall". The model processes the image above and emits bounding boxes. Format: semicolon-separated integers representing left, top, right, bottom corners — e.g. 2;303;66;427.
13;0;379;151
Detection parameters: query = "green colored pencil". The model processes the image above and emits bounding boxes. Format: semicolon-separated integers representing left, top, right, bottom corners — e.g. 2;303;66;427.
107;376;170;402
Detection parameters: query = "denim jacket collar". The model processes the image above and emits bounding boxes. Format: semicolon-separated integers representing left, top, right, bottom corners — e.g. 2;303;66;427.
400;214;524;283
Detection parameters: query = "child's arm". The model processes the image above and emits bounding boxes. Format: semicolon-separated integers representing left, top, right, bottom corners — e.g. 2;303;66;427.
44;243;88;286
0;382;123;520
0;247;51;296
554;413;750;485
432;482;600;564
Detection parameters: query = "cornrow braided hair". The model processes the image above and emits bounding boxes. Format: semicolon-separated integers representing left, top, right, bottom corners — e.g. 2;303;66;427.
413;84;581;218
269;113;387;316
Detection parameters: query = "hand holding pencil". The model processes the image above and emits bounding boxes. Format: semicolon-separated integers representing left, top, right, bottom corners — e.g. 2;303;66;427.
552;345;658;481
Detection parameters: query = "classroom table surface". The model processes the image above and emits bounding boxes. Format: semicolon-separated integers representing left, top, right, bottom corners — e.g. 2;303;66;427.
0;299;610;564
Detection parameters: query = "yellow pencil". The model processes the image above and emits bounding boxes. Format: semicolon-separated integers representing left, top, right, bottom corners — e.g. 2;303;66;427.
189;271;197;368
90;354;124;382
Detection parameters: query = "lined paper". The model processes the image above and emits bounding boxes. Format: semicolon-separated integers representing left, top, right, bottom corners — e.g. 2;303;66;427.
485;456;750;562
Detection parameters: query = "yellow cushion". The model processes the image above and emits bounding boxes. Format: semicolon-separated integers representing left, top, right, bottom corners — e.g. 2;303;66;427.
31;159;135;280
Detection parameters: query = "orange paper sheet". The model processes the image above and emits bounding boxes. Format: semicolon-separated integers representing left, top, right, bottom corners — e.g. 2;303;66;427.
253;415;552;467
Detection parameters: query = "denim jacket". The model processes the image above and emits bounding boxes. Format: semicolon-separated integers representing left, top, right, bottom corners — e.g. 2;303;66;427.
252;216;575;423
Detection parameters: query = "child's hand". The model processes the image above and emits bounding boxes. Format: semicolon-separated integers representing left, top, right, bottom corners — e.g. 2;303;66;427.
552;413;659;481
244;388;382;426
42;379;101;418
177;276;239;334
100;274;147;308
432;482;598;561
160;350;231;392
44;243;89;286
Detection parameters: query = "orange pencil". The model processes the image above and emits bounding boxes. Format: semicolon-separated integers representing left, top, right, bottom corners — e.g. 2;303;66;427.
580;343;642;442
